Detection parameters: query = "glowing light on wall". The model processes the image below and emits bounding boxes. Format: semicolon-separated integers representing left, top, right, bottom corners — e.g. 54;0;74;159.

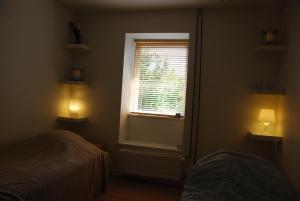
57;84;88;119
249;94;284;138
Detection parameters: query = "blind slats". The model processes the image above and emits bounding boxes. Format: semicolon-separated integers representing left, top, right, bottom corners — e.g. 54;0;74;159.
130;40;189;116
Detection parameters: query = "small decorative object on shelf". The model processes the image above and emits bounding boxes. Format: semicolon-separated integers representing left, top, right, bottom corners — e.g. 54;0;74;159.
175;113;181;118
262;29;279;45
256;29;286;53
254;84;272;92
254;84;274;92
69;20;82;44
71;67;84;81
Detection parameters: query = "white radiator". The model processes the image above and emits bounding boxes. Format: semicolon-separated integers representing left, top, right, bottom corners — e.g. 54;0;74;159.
119;148;185;181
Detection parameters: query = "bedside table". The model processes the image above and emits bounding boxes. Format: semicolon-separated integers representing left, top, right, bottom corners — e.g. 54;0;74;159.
91;142;107;151
248;132;282;143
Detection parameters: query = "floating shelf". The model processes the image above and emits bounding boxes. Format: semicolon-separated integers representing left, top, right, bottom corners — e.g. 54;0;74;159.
57;117;88;123
65;44;91;53
60;81;88;85
255;45;287;53
248;132;282;143
252;90;286;95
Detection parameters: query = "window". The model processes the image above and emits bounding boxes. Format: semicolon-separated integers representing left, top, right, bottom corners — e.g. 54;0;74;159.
130;40;189;116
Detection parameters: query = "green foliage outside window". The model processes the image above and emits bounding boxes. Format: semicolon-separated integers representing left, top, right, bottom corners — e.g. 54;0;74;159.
136;49;187;115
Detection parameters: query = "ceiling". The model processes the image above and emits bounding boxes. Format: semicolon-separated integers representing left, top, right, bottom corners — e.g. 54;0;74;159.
60;0;285;12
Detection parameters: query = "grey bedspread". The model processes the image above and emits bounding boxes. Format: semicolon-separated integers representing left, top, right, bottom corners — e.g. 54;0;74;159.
182;151;299;201
0;130;111;201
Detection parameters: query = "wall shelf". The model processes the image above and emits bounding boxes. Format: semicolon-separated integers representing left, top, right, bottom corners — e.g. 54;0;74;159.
252;90;286;95
57;117;88;123
248;132;282;143
60;81;88;85
65;44;91;53
255;45;287;53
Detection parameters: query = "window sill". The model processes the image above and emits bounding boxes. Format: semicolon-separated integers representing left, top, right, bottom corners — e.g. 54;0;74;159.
128;113;184;121
117;140;181;152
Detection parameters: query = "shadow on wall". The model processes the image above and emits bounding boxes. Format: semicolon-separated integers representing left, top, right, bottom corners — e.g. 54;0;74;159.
279;0;300;191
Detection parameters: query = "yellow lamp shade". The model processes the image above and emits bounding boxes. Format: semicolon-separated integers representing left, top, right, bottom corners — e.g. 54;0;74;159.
68;99;80;116
258;109;275;125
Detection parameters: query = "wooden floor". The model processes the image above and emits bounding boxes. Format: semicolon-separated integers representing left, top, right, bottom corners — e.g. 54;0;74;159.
99;177;182;201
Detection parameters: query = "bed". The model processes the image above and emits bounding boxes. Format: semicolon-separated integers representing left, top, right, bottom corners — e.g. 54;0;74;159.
0;130;111;201
182;151;299;201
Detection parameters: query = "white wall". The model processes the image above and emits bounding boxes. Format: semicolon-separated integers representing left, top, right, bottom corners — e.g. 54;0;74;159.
0;0;73;146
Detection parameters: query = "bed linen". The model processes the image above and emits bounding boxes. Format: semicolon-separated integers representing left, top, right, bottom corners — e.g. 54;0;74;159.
182;151;299;201
0;130;110;201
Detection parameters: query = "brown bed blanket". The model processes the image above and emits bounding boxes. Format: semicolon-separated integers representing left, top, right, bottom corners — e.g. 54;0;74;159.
0;130;111;201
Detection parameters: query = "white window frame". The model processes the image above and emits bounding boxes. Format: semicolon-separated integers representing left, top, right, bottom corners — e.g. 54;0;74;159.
122;33;190;118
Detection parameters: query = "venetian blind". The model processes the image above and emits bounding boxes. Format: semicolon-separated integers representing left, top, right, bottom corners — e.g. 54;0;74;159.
130;40;189;116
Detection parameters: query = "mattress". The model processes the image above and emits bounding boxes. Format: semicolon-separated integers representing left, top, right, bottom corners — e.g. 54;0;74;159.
0;130;111;201
182;151;299;201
